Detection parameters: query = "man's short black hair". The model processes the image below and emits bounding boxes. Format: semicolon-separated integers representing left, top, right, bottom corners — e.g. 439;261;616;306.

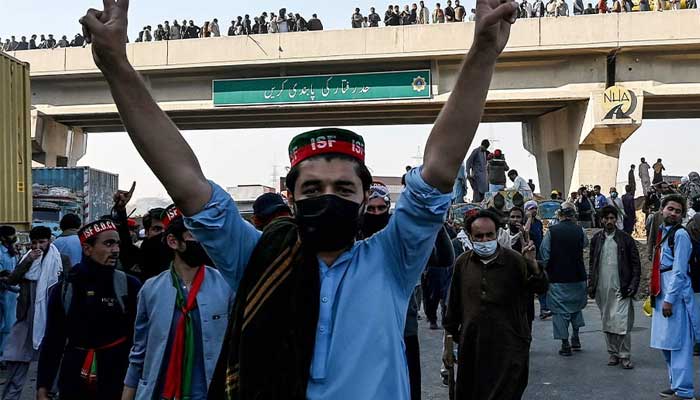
662;194;687;214
481;139;490;148
600;205;618;219
0;226;16;238
465;210;502;235
285;154;372;195
29;226;52;241
143;207;166;231
509;206;524;217
594;185;601;190
508;169;518;177
60;213;82;231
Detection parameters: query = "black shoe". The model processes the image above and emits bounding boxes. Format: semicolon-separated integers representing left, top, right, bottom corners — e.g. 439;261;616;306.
539;311;553;320
571;337;582;351
430;322;439;330
559;341;573;356
659;388;675;398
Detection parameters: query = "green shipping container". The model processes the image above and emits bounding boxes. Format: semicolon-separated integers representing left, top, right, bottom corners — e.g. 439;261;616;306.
0;52;32;231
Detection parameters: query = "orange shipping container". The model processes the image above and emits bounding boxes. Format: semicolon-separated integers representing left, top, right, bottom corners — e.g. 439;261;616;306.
0;52;32;231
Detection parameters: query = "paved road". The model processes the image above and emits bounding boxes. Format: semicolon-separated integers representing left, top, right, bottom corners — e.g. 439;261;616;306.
0;300;695;400
419;300;698;400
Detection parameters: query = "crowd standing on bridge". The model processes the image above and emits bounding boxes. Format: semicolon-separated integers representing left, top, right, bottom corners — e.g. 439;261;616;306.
3;0;700;400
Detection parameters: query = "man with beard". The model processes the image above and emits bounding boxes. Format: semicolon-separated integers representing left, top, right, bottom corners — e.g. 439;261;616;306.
540;202;589;356
252;193;292;231
588;206;641;370
0;227;71;400
78;0;516;397
36;220;141;400
0;226;18;354
443;210;547;399
111;184;173;282
122;214;232;400
649;195;698;399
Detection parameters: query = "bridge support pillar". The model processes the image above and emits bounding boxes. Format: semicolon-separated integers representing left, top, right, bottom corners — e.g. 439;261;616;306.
523;88;643;196
31;111;87;167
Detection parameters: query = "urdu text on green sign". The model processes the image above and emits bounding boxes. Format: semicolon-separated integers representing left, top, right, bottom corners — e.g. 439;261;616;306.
213;70;432;106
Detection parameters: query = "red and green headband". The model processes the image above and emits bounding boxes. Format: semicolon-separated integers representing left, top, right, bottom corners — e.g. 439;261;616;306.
161;205;181;229
288;128;365;167
79;220;118;244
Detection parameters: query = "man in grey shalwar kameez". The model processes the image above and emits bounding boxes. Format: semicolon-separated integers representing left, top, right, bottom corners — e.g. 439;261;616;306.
465;139;490;203
0;227;70;400
540;202;588;356
588;206;641;369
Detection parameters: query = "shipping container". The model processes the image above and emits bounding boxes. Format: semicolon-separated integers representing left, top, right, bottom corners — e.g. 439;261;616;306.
32;167;119;224
0;53;32;231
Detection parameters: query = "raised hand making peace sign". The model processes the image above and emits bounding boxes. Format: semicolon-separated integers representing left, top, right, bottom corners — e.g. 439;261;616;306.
473;0;518;59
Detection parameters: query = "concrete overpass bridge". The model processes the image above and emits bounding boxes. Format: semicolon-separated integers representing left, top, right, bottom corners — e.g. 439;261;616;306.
9;10;700;195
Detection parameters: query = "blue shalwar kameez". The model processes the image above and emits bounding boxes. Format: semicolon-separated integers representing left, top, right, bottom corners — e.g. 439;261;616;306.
650;226;699;399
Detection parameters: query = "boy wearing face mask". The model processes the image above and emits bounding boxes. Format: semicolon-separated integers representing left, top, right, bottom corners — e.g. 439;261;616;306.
443;210;546;399
122;210;233;400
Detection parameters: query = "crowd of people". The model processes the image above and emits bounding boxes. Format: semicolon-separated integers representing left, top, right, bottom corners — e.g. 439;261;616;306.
1;8;324;52
1;34;86;52
2;1;700;400
355;0;697;26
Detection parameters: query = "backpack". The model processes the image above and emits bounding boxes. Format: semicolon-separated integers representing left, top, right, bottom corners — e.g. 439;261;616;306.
61;269;129;315
666;225;700;293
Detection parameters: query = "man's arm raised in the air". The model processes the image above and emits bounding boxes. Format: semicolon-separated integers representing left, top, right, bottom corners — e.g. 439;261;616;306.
80;0;210;216
421;0;517;193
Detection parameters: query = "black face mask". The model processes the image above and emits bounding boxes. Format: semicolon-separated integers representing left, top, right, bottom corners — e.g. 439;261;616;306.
360;212;391;238
295;195;362;252
179;240;214;268
141;233;174;268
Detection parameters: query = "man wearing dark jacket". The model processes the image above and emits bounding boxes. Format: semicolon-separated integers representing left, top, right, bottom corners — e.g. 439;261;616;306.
588;206;641;369
37;220;141;400
111;184;172;282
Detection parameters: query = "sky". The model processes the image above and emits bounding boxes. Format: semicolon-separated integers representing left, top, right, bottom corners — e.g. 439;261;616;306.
3;1;697;201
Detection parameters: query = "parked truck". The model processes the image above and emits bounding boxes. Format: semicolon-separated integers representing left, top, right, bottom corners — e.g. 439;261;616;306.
32;167;119;234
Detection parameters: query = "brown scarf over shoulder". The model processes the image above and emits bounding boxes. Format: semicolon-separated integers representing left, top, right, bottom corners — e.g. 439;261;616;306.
208;217;320;400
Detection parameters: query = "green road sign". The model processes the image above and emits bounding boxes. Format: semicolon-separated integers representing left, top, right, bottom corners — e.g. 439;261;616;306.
213;70;431;106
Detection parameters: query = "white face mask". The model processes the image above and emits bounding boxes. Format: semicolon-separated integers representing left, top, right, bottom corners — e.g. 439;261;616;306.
472;240;498;258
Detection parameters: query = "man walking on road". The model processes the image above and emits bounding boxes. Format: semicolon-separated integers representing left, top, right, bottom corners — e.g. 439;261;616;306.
443;210;547;399
628;164;637;196
540;202;589;356
649;195;698;400
588;206;641;370
78;0;517;397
